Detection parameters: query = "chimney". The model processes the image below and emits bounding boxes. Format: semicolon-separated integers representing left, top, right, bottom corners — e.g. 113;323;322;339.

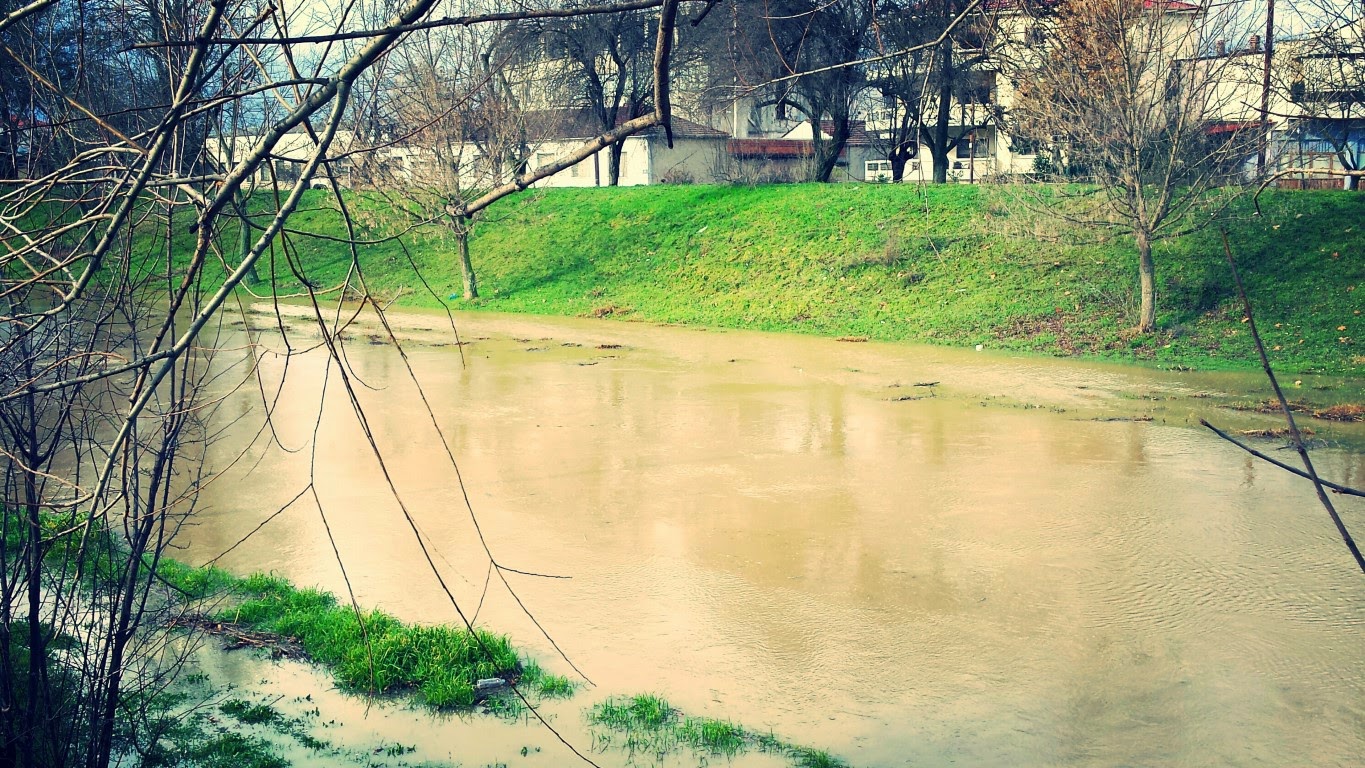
1249;34;1261;53
1216;39;1227;56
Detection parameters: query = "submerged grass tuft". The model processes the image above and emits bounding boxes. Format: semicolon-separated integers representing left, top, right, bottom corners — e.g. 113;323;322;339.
787;746;848;768
211;572;524;707
151;560;574;711
219;698;282;725
184;732;290;768
679;715;746;754
589;694;848;767
519;659;577;698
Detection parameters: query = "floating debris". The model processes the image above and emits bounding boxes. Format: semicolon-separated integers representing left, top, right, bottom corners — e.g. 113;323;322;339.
1237;427;1315;439
1227;400;1364;422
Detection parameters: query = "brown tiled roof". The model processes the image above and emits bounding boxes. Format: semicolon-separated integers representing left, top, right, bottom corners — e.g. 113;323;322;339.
727;139;814;159
819;120;875;145
658;116;731;139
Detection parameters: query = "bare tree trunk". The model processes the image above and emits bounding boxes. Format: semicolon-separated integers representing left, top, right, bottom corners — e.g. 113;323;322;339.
1137;228;1156;332
930;143;950;183
608;142;624;186
930;39;954;184
456;227;478;300
889;125;915;181
812;116;850;183
237;191;259;286
21;370;45;768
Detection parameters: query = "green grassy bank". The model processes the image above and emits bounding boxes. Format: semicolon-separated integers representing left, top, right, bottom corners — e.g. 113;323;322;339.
164;184;1363;374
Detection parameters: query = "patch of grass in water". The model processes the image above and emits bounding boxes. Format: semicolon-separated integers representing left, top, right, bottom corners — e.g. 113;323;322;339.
788;746;848;768
589;694;848;767
519;659;577;698
220;698;282;725
174;731;290;768
593;693;673;730
215;573;522;708
679;715;746;754
153;562;576;712
156;558;240;599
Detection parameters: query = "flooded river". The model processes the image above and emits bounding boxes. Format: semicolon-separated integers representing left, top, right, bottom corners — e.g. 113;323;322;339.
180;305;1365;767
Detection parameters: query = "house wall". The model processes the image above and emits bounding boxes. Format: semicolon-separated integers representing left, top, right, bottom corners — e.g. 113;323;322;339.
207;131;358;185
528;136;653;187
528;135;729;186
649;137;726;184
833;144;877;182
891;128;1018;183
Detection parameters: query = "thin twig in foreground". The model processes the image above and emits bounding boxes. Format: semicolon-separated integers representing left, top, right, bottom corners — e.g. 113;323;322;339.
1198;420;1365;500
1219;230;1364;574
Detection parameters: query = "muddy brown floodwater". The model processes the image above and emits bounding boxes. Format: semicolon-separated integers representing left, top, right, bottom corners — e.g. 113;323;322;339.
179;304;1365;768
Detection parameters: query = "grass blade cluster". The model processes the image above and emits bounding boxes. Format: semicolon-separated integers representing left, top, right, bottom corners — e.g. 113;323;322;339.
589;693;848;768
156;562;576;708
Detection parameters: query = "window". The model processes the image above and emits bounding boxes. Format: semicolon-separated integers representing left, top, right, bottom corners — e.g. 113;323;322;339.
1010;135;1042;156
956;136;989;158
960;86;992;105
865;160;893;182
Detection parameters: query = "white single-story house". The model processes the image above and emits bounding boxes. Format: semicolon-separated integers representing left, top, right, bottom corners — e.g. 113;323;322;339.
207;129;360;186
525;110;731;187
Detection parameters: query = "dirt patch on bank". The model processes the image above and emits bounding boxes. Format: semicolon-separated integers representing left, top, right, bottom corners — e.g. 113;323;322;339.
994;314;1130;356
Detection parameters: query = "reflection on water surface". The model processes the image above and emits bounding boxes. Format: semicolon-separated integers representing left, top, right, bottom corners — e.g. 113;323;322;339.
183;306;1365;767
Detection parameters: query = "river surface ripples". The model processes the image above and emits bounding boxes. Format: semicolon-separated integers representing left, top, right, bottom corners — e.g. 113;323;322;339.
180;305;1365;768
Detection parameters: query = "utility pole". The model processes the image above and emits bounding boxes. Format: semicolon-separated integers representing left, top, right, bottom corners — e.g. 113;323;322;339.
1257;0;1275;175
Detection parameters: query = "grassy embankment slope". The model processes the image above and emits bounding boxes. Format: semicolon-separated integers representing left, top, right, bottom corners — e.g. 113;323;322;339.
190;184;1362;374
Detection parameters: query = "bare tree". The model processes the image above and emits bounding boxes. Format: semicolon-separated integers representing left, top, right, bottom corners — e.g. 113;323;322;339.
359;16;525;299
722;0;874;182
506;1;659;186
1007;0;1254;332
867;0;1005;182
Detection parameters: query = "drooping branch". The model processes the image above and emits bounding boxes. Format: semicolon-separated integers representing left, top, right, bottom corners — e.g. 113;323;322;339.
1217;230;1364;574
